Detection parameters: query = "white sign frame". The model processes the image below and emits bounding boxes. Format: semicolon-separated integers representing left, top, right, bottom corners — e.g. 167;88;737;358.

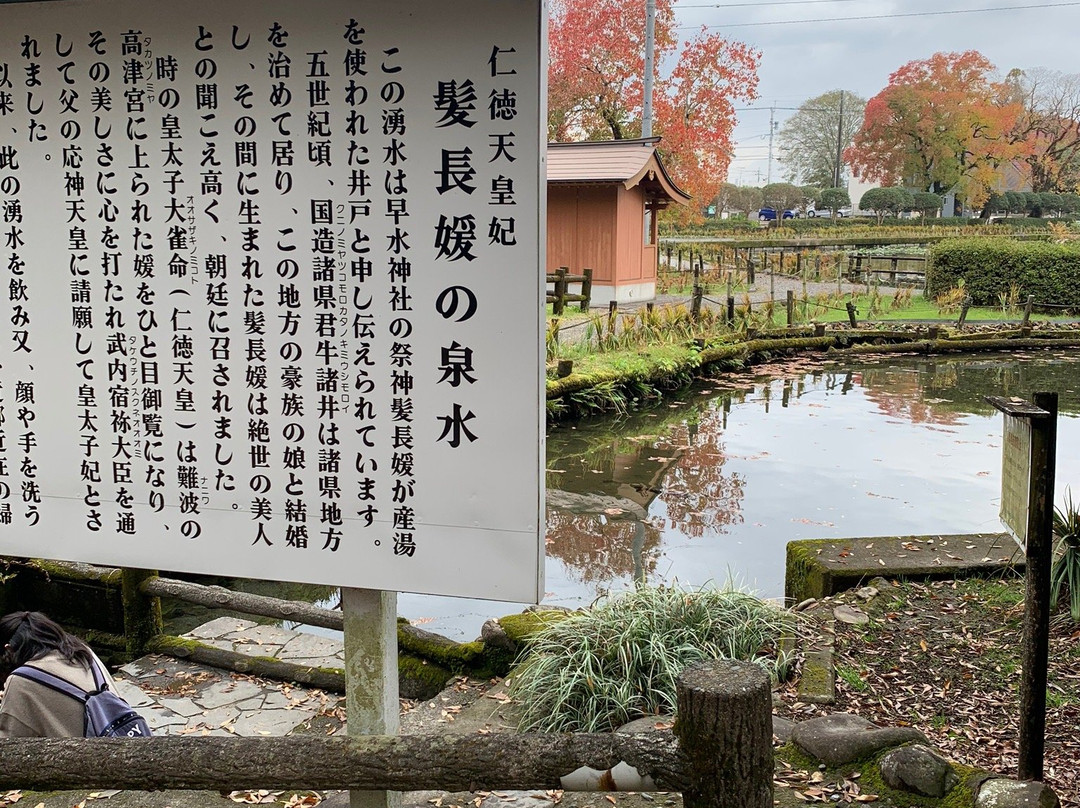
0;0;546;602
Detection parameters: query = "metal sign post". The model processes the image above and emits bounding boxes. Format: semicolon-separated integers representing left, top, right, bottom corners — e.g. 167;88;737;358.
987;392;1058;781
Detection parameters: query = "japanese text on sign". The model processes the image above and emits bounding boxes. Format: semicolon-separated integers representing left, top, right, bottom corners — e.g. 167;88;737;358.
0;0;545;601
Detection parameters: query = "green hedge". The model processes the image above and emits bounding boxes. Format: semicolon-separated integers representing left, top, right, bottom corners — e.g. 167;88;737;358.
927;237;1080;306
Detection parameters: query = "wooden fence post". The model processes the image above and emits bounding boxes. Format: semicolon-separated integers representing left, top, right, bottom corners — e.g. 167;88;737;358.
726;296;735;325
1022;294;1035;328
786;290;795;326
845;301;858;328
691;286;703;320
675;660;773;808
553;268;567;316
580;268;593;312
957;296;971;327
1018;391;1058;781
121;568;162;656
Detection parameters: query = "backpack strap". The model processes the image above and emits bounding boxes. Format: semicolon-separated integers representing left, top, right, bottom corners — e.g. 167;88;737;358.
88;659;109;694
9;665;90;704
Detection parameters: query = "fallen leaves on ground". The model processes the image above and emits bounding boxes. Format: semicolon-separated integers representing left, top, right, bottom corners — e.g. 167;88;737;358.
777;579;1080;807
227;790;283;804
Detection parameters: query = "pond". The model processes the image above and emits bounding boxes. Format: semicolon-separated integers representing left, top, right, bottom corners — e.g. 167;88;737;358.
396;349;1080;639
161;350;1080;641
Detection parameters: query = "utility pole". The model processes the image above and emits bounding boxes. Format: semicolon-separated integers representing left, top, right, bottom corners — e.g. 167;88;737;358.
642;0;655;138
766;105;776;184
833;91;845;189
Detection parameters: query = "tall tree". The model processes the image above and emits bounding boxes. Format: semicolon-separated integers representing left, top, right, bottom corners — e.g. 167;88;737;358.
1007;67;1080;193
548;0;760;212
777;90;866;187
846;51;1028;209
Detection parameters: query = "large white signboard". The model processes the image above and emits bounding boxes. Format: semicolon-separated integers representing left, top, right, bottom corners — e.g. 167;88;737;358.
0;0;545;601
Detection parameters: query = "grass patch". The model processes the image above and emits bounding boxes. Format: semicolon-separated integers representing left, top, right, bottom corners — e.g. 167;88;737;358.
836;664;868;692
508;582;794;733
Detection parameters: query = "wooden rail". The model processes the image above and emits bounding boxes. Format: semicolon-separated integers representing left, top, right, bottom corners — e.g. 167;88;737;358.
547;266;593;314
0;660;775;808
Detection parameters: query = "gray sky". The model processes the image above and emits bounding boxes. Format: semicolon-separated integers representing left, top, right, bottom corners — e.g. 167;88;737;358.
669;0;1080;186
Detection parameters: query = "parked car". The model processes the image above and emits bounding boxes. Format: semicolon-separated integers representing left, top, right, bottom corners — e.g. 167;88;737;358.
807;207;852;218
758;207;795;221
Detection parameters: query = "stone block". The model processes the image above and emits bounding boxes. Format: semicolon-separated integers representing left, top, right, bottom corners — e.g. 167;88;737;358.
977;778;1060;808
792;713;928;766
880;744;958;797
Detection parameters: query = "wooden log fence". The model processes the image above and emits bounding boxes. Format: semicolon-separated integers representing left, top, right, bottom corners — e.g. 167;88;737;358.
0;660;774;808
546;267;593;314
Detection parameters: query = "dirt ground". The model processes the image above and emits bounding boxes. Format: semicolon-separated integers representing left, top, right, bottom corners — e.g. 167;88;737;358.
774;576;1080;807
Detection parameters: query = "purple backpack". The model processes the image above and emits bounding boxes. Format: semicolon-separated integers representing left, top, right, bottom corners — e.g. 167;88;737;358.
11;661;152;737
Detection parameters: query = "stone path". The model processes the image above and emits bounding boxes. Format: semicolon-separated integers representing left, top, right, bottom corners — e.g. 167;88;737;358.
114;616;347;739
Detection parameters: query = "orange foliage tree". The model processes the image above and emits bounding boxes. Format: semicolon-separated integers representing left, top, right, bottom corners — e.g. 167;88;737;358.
846;51;1029;209
548;0;760;215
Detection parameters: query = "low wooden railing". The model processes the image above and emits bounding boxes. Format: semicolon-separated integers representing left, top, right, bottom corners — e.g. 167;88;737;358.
0;660;775;808
547;267;593;314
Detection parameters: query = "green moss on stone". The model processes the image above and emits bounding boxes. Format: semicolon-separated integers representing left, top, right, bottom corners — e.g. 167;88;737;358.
786;540;836;602
797;652;834;702
398;652;453;700
26;558;123;585
497;610;570;645
777;741;985;808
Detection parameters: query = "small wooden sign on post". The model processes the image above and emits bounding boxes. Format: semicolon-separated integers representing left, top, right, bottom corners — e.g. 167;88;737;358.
986;393;1058;782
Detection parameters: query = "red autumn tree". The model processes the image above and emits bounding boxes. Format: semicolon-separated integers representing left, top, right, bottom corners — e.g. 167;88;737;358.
548;0;760;215
845;51;1028;209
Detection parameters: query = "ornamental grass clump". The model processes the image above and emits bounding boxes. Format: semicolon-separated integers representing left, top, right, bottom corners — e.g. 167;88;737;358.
509;583;793;733
1051;489;1080;623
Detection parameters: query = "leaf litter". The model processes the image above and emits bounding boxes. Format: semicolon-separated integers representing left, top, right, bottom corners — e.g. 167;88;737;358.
775;578;1080;807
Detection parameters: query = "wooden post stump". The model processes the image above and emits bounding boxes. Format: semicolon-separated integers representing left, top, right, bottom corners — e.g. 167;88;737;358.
1022;294;1035;328
845;301;857;328
957;296;971;327
675;660;772;808
786;290;795;326
121;568;162;656
557;360;574;378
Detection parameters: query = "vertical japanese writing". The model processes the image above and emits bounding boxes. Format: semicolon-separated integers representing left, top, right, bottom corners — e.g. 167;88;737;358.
342;19;379;547
0;2;542;601
0;62;14;520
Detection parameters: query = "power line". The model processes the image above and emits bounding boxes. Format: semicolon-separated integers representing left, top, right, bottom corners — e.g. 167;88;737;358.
675;1;1080;28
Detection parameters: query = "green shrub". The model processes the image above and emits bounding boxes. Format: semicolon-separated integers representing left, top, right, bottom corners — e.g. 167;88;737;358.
927;237;1080;307
508;583;793;732
1052;489;1080;623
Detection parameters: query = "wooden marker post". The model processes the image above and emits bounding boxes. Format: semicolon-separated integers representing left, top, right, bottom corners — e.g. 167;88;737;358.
986;393;1058;782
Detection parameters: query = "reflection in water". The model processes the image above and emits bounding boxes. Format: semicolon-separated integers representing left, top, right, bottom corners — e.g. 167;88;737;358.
408;354;1080;639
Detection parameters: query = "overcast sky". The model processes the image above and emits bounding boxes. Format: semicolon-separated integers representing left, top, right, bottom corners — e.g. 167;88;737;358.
668;0;1080;186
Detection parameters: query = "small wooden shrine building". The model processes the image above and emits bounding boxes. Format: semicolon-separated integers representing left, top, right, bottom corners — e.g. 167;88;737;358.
547;138;691;304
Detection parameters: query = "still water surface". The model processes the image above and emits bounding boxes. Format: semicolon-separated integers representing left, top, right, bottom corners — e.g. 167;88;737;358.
163;352;1080;640
397;351;1080;639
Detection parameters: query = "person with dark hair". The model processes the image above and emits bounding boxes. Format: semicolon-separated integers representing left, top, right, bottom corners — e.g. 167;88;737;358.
0;611;120;737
